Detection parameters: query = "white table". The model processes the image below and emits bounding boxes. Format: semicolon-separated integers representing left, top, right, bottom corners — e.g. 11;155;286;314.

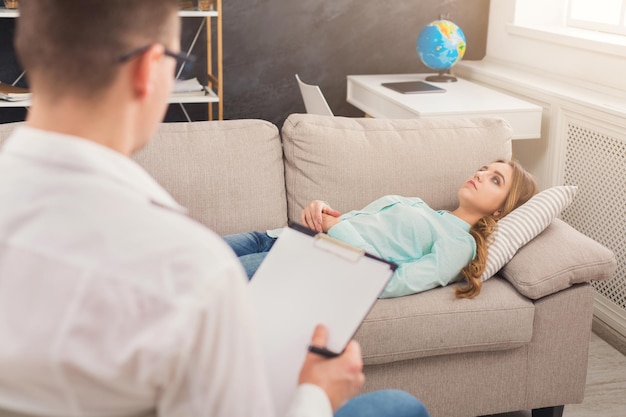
346;74;542;140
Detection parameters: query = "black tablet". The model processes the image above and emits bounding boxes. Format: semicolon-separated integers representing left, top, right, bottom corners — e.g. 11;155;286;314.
382;81;446;94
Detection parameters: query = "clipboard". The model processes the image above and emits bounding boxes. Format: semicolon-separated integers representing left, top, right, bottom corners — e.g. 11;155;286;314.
248;223;396;415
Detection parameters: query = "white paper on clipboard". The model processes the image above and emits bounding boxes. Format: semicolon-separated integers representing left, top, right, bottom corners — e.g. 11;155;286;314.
248;223;396;416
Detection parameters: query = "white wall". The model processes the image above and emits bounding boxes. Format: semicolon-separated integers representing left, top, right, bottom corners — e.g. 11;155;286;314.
454;0;626;189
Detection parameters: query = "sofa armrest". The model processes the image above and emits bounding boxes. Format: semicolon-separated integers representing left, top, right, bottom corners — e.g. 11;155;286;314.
500;218;616;300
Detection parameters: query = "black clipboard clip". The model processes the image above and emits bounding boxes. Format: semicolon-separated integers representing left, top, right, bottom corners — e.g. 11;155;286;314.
287;222;398;272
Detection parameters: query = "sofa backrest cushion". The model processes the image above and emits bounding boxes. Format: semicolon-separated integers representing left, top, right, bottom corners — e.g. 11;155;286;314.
281;114;513;223
134;120;287;236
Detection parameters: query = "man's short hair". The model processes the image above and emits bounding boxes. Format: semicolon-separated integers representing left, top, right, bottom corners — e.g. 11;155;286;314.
15;0;179;98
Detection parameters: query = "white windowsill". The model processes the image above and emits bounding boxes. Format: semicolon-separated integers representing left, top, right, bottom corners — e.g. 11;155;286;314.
507;23;626;57
454;60;626;118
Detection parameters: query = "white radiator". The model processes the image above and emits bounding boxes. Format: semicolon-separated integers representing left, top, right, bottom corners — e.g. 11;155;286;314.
560;120;626;337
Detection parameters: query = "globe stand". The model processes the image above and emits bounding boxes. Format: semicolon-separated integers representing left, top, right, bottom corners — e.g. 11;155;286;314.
425;71;457;83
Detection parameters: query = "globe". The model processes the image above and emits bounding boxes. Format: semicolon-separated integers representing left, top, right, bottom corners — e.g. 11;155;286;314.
416;19;466;82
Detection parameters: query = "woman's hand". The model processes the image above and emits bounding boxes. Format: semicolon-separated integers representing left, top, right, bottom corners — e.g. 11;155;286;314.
321;213;340;233
298;324;365;411
301;200;341;233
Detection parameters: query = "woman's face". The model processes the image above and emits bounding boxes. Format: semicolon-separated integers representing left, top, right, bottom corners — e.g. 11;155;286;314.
458;162;514;217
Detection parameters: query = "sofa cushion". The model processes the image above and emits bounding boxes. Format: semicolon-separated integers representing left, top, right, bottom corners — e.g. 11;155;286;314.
134;120;287;236
500;218;617;299
355;277;534;365
281;114;513;224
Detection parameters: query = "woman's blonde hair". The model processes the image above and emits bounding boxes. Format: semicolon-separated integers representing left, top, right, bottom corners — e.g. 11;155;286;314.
455;159;538;299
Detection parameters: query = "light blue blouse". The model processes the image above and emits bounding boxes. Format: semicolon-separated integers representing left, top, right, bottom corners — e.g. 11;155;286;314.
327;195;476;298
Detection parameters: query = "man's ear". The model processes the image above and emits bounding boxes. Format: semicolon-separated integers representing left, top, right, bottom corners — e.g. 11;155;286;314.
132;44;164;98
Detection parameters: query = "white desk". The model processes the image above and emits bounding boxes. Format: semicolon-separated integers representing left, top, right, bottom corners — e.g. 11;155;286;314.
346;74;542;140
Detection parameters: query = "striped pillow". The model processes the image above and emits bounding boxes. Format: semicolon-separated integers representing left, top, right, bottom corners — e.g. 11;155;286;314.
480;185;578;282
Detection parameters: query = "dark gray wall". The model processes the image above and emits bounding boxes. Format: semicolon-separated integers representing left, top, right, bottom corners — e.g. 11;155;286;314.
0;0;489;125
223;0;490;127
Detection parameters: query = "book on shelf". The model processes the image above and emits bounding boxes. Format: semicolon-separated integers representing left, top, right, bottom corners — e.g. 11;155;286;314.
173;78;206;94
178;1;194;10
0;82;30;101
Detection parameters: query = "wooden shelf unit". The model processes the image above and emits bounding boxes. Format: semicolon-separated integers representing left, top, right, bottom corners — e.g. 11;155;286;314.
0;3;223;121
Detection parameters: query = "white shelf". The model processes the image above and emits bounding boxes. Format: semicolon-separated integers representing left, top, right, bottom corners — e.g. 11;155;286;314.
0;9;218;18
0;8;18;18
168;87;219;104
0;99;29;107
0;88;219;108
178;10;218;17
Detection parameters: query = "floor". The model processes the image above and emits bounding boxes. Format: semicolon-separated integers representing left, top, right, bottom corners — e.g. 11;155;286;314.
592;317;626;356
483;332;626;417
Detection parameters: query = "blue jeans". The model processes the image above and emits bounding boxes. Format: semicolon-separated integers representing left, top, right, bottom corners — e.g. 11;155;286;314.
223;231;277;279
336;389;430;417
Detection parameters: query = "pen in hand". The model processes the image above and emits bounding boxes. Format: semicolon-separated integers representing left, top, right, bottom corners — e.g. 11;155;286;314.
308;344;340;358
299;325;365;412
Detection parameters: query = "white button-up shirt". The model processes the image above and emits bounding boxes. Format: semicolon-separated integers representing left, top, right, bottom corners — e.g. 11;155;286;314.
0;126;330;417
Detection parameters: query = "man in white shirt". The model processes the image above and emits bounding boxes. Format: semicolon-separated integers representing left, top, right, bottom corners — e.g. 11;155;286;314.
0;1;429;417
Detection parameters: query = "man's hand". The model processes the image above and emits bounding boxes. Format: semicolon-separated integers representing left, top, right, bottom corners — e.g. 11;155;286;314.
301;200;341;233
298;324;365;411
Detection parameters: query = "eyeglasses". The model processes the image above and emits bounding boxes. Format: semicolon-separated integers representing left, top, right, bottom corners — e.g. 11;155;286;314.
118;44;197;69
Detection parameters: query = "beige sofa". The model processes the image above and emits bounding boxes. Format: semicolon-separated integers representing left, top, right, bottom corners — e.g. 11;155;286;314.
0;115;616;417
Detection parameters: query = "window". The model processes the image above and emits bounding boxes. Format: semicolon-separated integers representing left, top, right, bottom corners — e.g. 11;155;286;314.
507;0;626;59
567;0;626;35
